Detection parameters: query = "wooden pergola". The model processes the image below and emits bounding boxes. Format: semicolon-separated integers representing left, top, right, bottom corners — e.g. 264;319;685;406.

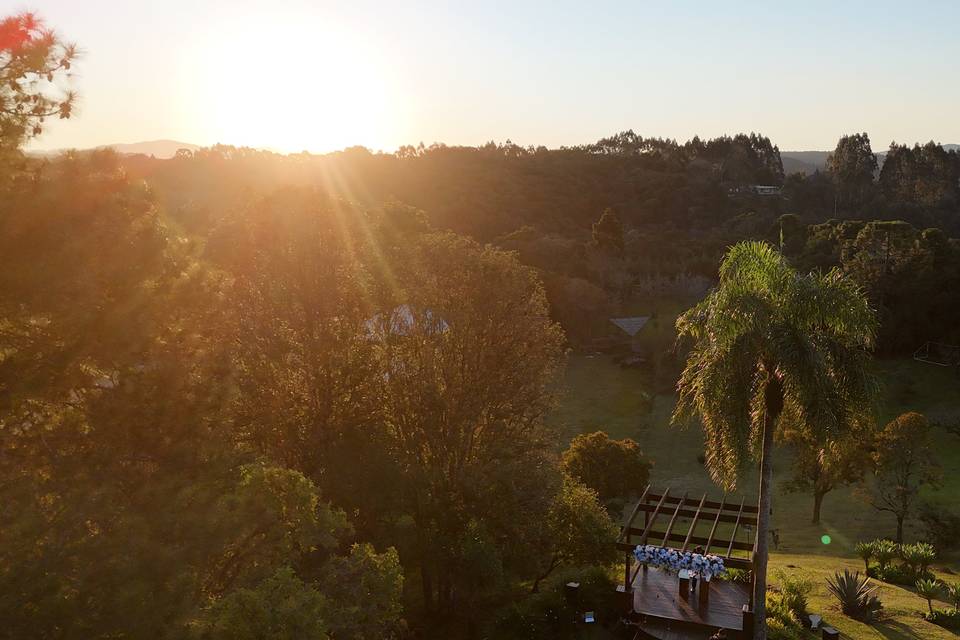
615;486;760;639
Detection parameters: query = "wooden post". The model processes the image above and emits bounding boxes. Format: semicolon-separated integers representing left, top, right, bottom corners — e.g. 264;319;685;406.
742;605;754;640
678;570;690;601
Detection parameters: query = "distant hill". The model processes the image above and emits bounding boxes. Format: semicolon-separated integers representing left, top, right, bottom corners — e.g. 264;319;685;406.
105;140;200;158
29;139;200;159
782;144;960;176
781;151;830;175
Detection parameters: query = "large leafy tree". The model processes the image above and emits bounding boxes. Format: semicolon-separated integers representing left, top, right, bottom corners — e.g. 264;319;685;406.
376;231;566;610
826;133;877;211
782;416;874;524
867;411;942;543
561;430;652;505
674;241;876;640
529;476;619;593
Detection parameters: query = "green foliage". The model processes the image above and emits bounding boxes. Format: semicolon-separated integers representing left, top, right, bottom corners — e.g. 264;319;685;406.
489;567;616;640
782;413;874;524
946;582;960;610
872;540;899;570
0;12;78;161
674;240;877;489
589;208;624;253
793;219;960;354
869;563;925;586
765;592;806;640
774;569;814;618
915;578;942;615
868;413;942;542
720;568;753;585
560;431;652;504
826;570;883;621
196;568;330;640
855;541;875;573
315;544;405;640
826;132;877;209
880;142;960;207
900;542;937;576
531;476;619;592
674;240;877;636
925;608;960;631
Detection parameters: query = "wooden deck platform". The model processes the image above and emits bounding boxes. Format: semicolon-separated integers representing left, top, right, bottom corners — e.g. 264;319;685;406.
631;567;749;633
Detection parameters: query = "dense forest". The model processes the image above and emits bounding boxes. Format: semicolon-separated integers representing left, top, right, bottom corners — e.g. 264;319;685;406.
117;129;960;352
4;10;960;640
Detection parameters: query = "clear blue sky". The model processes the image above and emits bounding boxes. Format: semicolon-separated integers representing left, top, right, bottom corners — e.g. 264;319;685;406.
21;0;960;153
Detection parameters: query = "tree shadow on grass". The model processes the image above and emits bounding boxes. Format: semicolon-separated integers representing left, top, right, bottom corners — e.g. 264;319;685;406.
872;618;924;640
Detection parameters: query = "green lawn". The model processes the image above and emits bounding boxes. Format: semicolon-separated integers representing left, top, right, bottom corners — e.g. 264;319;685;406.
547;351;960;637
769;555;958;640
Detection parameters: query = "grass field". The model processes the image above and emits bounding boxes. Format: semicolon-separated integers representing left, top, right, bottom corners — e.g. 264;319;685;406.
547;351;960;637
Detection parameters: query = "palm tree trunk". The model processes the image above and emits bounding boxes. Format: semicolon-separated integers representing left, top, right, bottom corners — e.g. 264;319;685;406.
754;374;783;640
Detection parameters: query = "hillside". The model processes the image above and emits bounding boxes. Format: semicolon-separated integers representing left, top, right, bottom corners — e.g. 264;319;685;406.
29;139;199;159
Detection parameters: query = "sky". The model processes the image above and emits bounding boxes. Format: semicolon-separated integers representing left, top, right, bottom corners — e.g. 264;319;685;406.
18;0;960;153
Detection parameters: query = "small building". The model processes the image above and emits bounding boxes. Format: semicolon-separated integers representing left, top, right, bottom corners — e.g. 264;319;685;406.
609;316;650;354
364;304;449;339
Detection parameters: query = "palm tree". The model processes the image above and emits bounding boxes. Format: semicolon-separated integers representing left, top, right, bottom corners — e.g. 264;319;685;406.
674;241;876;640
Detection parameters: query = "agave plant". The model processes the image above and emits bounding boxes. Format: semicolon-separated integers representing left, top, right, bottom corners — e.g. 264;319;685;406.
873;539;898;571
916;578;942;615
947;582;960;610
827;570;882;621
855;541;875;573
901;543;937;577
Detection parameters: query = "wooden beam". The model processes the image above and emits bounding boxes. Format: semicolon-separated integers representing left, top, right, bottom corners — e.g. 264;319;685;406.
704;493;726;554
618;485;650;543
661;493;688;546
645;491;759;513
727;498;746;558
617;530;755;554
627;501;757;527
639;487;670;545
682;493;708;552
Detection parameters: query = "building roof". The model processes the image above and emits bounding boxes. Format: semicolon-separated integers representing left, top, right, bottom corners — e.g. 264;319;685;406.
365;303;449;338
610;316;650;337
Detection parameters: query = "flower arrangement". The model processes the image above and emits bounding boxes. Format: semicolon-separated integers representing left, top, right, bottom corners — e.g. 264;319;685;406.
633;545;728;579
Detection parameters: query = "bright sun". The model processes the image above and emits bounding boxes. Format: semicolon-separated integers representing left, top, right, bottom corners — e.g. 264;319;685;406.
190;14;401;153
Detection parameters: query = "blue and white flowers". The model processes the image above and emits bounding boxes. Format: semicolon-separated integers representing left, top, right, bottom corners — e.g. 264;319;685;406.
633;545;728;579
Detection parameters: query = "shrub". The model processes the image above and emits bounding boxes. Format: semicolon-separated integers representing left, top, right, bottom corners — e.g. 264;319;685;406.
926;608;960;631
869;563;930;586
946;582;960;609
489;566;616;640
900;542;936;576
775;569;814;619
766;592;805;640
721;568;752;584
916;578;942;615
873;539;898;570
826;570;882;621
855;541;874;573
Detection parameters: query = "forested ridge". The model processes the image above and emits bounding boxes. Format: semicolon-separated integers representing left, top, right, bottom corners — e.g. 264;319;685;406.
123;129;960;352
